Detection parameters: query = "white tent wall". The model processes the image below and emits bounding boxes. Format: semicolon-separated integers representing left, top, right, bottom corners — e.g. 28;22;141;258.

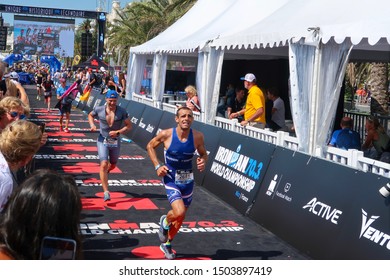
313;40;352;155
288;41;315;154
211;0;390;154
126;53;148;100
289;39;353;154
196;47;225;124
127;0;291;125
151;53;167;109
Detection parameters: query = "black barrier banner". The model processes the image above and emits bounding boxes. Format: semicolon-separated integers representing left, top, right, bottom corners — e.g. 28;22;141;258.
94;94;105;109
117;98;130;110
250;147;390;259
202;130;275;215
191;121;224;186
150;111;177;163
123;100;146;140
84;89;104;112
72;95;80;108
157;111;176;134
131;105;163;149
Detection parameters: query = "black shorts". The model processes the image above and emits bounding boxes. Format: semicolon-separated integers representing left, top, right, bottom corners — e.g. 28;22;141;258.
60;103;72;114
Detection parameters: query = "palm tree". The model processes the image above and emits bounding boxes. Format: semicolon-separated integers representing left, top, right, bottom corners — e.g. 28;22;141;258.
367;63;389;115
344;62;370;100
106;0;197;66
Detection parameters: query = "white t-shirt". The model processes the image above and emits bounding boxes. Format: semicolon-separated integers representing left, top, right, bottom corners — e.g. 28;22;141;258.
0;152;13;212
272;97;286;128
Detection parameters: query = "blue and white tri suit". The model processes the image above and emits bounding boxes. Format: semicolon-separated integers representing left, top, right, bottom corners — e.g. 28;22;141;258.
163;128;195;207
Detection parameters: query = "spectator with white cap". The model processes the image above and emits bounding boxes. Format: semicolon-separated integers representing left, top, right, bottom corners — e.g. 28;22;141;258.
231;73;266;129
100;66;110;83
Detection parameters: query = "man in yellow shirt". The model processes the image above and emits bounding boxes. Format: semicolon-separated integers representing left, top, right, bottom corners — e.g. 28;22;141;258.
230;73;266;128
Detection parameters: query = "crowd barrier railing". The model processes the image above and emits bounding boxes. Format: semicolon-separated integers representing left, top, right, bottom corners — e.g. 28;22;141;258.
131;93;390;178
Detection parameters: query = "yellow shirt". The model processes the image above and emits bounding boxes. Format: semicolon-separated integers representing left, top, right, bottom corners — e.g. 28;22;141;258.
244;85;265;123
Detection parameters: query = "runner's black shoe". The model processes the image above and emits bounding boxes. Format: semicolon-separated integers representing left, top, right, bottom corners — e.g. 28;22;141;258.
160;243;176;260
158;215;169;243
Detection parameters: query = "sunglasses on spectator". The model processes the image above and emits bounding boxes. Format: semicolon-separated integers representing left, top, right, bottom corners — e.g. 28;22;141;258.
8;111;26;119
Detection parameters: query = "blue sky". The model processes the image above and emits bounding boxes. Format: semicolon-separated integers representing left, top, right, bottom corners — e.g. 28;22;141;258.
1;0;134;25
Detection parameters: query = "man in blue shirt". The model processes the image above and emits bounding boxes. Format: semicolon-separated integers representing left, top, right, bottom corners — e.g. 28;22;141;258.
146;106;208;260
329;117;361;150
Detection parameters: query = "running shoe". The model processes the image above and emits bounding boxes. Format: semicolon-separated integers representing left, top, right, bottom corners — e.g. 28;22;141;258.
160;243;176;260
59;126;63;132
103;191;111;202
158;215;169;243
64;128;69;133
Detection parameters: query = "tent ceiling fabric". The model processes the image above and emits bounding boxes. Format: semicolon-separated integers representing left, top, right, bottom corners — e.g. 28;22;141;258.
211;0;390;52
130;0;290;54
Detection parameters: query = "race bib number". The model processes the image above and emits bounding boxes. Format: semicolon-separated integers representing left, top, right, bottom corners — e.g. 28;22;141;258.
103;137;118;147
174;170;194;184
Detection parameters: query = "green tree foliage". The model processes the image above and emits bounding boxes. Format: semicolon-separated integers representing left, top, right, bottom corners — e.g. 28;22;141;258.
106;0;197;66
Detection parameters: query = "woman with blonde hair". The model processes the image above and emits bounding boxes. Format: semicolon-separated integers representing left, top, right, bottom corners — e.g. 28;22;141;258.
184;85;200;112
0;96;30;132
0;120;43;211
362;116;390;163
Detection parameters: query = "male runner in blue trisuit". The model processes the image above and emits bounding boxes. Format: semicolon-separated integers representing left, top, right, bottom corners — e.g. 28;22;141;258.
147;106;208;260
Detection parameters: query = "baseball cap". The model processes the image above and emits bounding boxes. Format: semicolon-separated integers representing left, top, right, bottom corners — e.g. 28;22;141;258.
240;73;256;82
105;89;118;99
100;66;106;72
5;71;19;80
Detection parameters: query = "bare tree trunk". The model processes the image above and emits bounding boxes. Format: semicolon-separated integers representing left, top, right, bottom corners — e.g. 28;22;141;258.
368;63;389;115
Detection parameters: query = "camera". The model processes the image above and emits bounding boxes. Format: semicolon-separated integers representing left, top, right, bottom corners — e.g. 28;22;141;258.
379;183;390;198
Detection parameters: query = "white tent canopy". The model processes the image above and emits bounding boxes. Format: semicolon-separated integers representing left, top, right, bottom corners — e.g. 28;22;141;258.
127;0;390;154
212;0;390;50
127;0;290;123
131;0;290;54
211;0;390;153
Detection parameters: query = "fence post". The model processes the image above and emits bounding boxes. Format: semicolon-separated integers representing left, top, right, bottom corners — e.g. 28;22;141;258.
276;131;288;147
315;146;323;157
350;149;364;169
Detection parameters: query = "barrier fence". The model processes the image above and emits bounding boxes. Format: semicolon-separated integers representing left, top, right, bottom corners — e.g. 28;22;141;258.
75;94;390;259
133;93;390;179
